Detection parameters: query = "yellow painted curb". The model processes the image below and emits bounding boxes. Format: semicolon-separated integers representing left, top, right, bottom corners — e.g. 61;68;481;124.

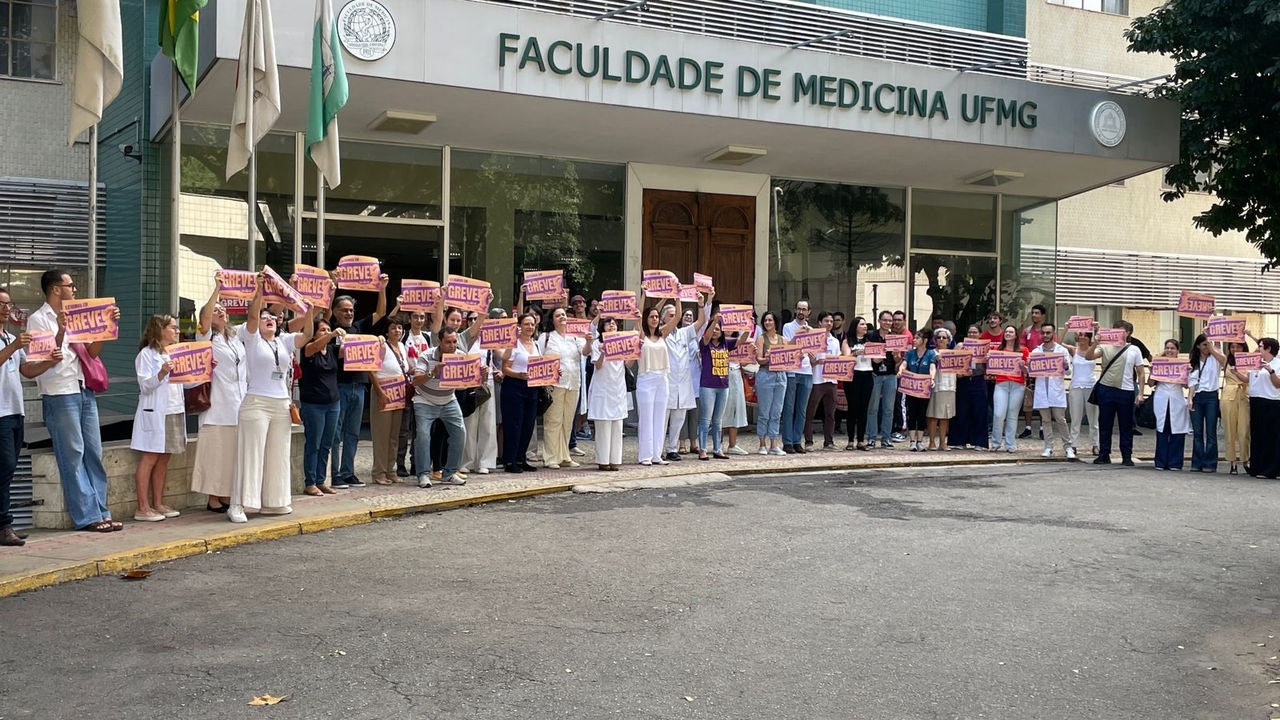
299;511;374;535
205;521;300;552
0;561;100;598
96;538;211;575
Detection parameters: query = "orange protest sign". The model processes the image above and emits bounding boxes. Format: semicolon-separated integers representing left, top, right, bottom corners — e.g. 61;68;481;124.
341;335;383;372
291;264;334;309
63;297;118;343
477;318;518;350
400;279;441;313
334;255;382;291
166;342;214;384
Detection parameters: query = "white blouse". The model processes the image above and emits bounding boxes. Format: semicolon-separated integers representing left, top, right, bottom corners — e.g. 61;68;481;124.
238;325;297;400
199;327;248;427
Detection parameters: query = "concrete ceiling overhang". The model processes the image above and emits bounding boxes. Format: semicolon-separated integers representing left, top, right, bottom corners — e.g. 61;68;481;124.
176;56;1170;201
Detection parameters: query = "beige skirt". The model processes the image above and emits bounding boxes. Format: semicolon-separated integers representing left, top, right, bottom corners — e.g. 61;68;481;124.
927;390;956;419
190;424;237;497
164;413;187;455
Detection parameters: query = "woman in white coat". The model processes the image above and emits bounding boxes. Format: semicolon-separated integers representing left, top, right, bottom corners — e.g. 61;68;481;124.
130;314;185;522
191;283;248;512
588;316;632;470
1150;338;1192;471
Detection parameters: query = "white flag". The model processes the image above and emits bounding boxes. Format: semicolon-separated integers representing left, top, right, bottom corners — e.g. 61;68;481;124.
68;0;124;144
226;0;281;180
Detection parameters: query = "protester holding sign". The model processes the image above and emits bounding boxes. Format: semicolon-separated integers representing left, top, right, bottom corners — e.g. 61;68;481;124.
329;275;389;489
1083;320;1146;466
986;325;1028;453
129;315;187;522
697;312;739;460
0;288;35;546
588;317;632;470
780;300;815;454
23;269;121;533
1187;333;1226;473
191;284;249;512
409;326;471;487
228;275;317;523
949;325;990;451
664;294;711;462
1066;331;1100;458
368;319;411;486
498;313;543;474
1029;323;1072;459
753;311;788;456
1149;339;1192;471
864;311;900;450
925;328;958;451
1223;341;1252;475
541;307;593;469
298;317;343;496
839;315;880;448
901;329;937;452
637;301;681;466
802;312;841;452
1246;337;1280;479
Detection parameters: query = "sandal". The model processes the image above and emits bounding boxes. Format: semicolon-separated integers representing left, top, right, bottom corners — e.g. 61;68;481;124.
79;520;114;533
373;477;394;486
303;486;324;496
109;520;124;531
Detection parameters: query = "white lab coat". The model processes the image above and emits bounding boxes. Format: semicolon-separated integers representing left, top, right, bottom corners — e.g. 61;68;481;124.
1152;380;1191;435
130;346;186;453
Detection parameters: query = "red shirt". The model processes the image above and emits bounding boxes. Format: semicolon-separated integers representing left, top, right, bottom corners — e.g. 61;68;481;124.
990;346;1029;385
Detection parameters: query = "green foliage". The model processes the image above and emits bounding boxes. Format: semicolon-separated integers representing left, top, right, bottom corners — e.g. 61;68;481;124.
1125;0;1280;268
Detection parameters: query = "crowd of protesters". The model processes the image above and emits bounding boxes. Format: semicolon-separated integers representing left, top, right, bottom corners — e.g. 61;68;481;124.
2;266;1280;541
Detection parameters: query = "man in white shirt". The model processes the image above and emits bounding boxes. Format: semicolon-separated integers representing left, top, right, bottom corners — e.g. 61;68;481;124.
397;310;430;477
22;269;121;532
2;287;49;546
1030;323;1072;459
1084;320;1146;466
781;300;814;454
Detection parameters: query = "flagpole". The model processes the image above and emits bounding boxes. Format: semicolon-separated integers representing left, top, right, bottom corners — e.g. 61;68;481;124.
88;124;98;297
317;175;326;269
170;71;182;314
245;0;257;272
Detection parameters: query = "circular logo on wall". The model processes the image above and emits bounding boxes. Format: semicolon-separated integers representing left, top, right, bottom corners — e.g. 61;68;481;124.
337;0;396;61
1090;101;1127;148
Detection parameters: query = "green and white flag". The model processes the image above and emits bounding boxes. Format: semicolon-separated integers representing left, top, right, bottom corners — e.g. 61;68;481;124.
307;0;349;188
159;0;208;92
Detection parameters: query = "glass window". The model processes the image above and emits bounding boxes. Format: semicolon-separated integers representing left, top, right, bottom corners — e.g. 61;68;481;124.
771;179;906;323
450;151;625;311
302;140;442;220
911;190;996;254
911;255;999;333
3;0;56;80
1000;196;1057;327
1046;0;1128;16
177;124;296;321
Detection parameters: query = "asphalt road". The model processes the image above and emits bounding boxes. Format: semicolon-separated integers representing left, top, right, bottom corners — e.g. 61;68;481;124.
4;464;1280;720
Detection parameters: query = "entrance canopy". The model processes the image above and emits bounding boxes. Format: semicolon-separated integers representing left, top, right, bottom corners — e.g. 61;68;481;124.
165;0;1179;199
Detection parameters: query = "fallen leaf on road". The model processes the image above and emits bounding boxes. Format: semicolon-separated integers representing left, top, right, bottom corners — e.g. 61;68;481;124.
121;569;152;580
248;694;289;706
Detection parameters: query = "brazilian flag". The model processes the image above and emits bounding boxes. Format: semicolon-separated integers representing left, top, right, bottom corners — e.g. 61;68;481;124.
159;0;209;92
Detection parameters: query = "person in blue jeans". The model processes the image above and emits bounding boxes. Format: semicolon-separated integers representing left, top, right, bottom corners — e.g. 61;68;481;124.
299;318;343;494
696;315;737;459
865;310;899;448
328;279;388;488
1;287;39;546
410;327;468;487
1083;320;1146;466
753;311;788;455
1187;333;1225;472
781;300;814;453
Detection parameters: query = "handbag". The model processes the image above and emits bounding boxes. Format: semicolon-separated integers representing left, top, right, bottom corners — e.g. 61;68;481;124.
70;342;109;392
1087;343;1129;405
184;382;212;414
289;403;302;424
536;386;553;416
456;387;479;418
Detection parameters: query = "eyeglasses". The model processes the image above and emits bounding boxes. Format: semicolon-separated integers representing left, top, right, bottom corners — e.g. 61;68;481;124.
0;302;13;309
58;283;77;289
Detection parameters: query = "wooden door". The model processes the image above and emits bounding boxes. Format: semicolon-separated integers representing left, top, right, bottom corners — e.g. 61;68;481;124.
642;190;756;305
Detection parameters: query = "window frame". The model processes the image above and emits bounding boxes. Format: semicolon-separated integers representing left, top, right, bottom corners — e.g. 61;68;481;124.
1045;0;1129;17
2;0;59;81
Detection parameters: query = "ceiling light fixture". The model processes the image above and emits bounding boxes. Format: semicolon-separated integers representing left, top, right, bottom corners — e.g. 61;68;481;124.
367;110;437;134
704;145;768;165
964;169;1024;187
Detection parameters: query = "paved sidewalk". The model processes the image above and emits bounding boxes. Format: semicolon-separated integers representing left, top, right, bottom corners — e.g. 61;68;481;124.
0;426;1179;598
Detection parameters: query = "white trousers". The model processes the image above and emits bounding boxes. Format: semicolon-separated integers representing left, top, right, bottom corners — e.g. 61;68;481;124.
665;408;689;453
594;419;624;465
1067;386;1100;449
636;373;670;463
463;381;498;471
233;395;293;511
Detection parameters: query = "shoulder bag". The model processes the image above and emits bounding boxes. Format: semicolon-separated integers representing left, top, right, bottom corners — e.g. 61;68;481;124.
1087;343;1129;406
70;342;109;392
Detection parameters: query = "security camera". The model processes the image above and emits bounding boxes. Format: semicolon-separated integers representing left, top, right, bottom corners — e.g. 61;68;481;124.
119;143;142;162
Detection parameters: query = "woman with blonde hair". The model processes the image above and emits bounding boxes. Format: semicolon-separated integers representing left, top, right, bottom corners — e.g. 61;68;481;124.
130;314;186;522
191;282;248;512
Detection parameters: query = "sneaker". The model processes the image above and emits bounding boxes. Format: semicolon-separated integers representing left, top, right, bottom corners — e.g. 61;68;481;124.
156;505;181;518
803;442;815;451
1066;447;1078;460
1093;456;1111;465
728;445;749;456
758;446;769;455
570;447;586;457
1040;448;1052;458
477;467;490;475
329;479;350;489
793;445;807;454
454;471;469;481
344;476;367;488
260;506;293;516
769;447;787;456
227;505;248;523
1121;458;1135;467
396;466;411;478
1018;428;1033;439
442;474;467;486
665;452;682;462
431;470;443;481
880;441;894;449
891;432;907;442
417;474;434;488
133;510;165;522
563;460;581;468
